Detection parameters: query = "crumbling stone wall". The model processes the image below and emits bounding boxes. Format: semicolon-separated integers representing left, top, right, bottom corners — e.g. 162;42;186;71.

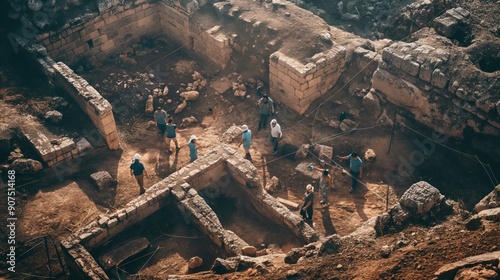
158;1;233;69
270;48;346;115
13;37;120;150
372;41;500;138
52;62;120;149
35;1;160;65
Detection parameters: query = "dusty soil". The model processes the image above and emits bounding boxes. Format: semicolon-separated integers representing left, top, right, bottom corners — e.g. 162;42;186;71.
1;0;500;276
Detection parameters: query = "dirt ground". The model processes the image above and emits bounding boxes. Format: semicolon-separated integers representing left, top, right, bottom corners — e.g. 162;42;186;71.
1;5;500;277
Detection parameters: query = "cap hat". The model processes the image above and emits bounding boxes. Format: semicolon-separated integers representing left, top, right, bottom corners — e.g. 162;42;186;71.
242;125;249;131
133;153;141;160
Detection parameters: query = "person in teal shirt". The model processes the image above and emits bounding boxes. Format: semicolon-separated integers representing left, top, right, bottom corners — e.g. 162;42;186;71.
258;95;273;131
337;152;363;193
188;135;198;162
238;124;252;161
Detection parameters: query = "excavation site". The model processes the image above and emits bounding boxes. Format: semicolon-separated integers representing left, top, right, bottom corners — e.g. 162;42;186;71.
0;0;499;279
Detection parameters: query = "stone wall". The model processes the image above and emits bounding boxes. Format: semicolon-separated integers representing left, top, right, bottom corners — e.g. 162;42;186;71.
158;2;233;69
35;1;160;66
52;62;120;149
269;48;346;115
62;145;319;278
13;37;120;151
372;41;500;138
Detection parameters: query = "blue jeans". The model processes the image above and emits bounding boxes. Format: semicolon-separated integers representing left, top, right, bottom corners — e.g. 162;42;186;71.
351;170;360;189
271;136;279;153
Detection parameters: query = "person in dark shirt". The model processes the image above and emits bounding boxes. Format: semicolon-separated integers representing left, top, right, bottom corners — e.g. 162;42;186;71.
130;153;148;195
300;184;314;222
165;118;185;153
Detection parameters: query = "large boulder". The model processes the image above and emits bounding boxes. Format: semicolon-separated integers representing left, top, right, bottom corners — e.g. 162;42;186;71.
399;181;443;214
44;110;63;124
211;257;238;274
313;144;333;162
220;125;242;143
180;116;198;127
362;90;382;119
474;185;500;213
295;144;310;159
317;235;341;256
188;256;203;270
90;171;117;190
241;245;257;257
10;158;43;174
180;91;200;101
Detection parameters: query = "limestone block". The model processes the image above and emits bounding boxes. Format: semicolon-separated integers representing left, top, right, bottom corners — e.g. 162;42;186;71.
90;171;117;190
419;63;433;83
434;16;459;37
431;69;448;89
435;251;500;279
401;56;420;76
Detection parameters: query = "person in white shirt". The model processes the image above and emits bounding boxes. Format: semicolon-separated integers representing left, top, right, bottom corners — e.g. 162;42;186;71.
270;119;282;155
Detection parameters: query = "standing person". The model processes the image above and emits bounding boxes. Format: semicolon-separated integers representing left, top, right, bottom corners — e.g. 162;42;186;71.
188;135;198;162
237;125;252;161
337;152;363;193
165;118;183;153
154;107;168;135
270;119;282;155
317;169;333;207
130;153;148;195
300;184;314;222
258;95;273;131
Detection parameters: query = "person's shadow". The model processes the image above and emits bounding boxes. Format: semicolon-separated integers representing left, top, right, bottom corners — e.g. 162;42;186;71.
155;149;179;178
320;207;337;235
352;181;369;222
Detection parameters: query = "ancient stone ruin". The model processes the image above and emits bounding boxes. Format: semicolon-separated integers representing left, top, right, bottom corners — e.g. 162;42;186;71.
1;0;499;278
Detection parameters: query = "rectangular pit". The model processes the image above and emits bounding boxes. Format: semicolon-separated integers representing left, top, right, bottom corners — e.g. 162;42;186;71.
61;145;319;279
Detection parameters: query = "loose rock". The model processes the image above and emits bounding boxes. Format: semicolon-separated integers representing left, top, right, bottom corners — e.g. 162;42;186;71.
45;110;63;124
145;95;154;113
364;149;376;162
180;116;198;127
188;256;203;270
10;158;42;174
174;100;187;114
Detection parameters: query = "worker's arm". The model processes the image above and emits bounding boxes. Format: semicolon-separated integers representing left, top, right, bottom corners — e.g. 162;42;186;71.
359;167;363;179
336;155;349;160
153;115;157;126
143;168;148;176
302;201;312;210
238;138;244;147
130;169;133;176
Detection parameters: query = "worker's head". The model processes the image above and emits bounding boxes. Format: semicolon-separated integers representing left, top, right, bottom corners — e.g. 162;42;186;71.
320;160;325;167
271;119;277;127
133;153;141;162
168;118;173;124
323;169;329;176
189;135;197;143
306;184;313;193
262;95;268;103
156;107;162;112
242;124;249;131
351;152;358;159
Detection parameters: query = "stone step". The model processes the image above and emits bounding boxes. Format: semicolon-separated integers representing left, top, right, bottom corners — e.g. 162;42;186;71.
277;197;299;210
97;237;150;270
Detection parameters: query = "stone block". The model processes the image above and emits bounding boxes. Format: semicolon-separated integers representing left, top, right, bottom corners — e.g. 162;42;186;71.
431;69;448;89
434;16;459;37
419;63;433;83
90;171;117;190
100;40;115;52
401;56;420;76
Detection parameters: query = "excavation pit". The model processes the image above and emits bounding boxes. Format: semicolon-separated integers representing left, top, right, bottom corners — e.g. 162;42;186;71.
61;145;320;279
199;178;302;253
90;203;221;278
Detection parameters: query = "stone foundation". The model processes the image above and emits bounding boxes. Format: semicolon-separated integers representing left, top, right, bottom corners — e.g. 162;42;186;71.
270;48;346;115
372;41;500;138
62;145;319;279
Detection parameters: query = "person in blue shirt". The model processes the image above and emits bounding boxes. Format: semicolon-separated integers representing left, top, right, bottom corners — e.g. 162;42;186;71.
188;135;198;162
258;95;273;131
238;124;252;161
337;152;363;193
153;107;169;135
130;153;148;195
